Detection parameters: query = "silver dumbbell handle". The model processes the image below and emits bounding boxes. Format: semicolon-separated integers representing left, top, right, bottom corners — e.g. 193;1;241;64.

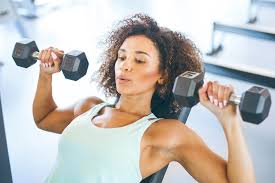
31;51;40;59
31;51;65;60
229;94;241;105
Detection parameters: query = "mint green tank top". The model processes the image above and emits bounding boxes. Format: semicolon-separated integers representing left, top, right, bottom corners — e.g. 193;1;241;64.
45;102;162;183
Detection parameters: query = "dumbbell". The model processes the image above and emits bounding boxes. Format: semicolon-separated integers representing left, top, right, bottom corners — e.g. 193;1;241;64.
173;71;272;124
12;39;89;81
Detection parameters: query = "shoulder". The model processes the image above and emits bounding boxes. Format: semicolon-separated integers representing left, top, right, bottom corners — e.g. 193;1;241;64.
73;96;104;117
148;118;201;157
147;119;190;147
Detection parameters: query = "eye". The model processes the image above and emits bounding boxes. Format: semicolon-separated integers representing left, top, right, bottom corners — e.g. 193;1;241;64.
118;56;125;61
135;59;145;63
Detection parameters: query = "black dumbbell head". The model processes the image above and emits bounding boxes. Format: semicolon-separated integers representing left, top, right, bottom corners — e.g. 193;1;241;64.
240;86;272;124
172;71;204;107
12;39;39;68
61;50;89;81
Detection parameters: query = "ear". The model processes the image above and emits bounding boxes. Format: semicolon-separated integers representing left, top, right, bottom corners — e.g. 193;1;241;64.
158;78;165;85
158;71;168;85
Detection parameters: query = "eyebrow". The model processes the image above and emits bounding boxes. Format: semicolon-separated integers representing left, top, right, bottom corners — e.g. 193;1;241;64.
119;49;151;57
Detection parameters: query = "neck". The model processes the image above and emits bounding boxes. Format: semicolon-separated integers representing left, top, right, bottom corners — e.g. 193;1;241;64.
114;93;153;117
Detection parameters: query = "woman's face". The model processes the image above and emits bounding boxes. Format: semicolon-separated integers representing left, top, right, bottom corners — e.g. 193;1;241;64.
115;35;163;96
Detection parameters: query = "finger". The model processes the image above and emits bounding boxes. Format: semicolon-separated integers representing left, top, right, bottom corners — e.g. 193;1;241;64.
43;49;52;64
41;63;47;68
223;85;231;106
198;81;210;102
207;81;214;103
44;63;49;68
53;48;64;58
46;47;54;64
228;84;235;101
51;52;62;70
51;51;60;62
217;85;225;108
212;81;219;106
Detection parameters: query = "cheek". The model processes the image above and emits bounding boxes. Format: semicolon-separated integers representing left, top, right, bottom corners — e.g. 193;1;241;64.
138;68;160;83
142;71;159;78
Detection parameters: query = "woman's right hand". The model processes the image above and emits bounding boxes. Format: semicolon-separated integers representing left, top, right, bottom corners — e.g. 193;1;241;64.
38;47;64;75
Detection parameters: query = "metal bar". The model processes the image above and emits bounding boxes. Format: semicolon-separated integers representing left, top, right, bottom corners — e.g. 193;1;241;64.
214;22;275;41
248;0;258;23
207;22;275;55
204;60;275;88
253;0;275;8
8;0;29;37
0;94;13;182
248;0;275;23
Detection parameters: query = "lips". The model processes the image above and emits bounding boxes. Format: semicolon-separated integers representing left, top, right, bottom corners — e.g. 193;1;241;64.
116;75;131;84
116;75;131;81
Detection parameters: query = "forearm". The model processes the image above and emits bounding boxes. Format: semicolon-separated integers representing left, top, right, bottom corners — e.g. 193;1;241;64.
32;72;57;124
222;117;256;183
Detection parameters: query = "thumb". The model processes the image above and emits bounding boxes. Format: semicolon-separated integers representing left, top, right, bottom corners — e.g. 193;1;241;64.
198;81;210;102
51;52;61;63
53;49;64;58
51;52;62;71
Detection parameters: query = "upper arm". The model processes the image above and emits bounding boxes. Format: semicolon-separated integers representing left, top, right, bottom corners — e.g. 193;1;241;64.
165;120;229;183
37;96;103;134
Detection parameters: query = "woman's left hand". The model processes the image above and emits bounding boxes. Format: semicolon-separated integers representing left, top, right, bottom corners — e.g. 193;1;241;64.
198;81;239;127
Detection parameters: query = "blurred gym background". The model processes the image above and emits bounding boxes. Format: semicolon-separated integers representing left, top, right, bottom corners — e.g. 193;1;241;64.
0;0;274;182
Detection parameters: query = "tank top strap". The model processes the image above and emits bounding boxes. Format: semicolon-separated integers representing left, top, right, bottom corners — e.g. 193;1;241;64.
83;102;163;130
130;113;163;131
87;102;111;118
148;117;163;125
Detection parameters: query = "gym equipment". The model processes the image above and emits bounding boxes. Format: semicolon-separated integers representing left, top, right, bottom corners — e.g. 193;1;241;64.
142;69;271;183
204;57;275;88
12;39;89;81
0;93;13;182
13;0;37;18
0;0;28;37
205;21;275;88
173;71;272;124
141;69;272;183
207;22;275;56
248;0;275;24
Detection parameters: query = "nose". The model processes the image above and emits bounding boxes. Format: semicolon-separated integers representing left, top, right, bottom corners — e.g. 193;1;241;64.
120;58;133;72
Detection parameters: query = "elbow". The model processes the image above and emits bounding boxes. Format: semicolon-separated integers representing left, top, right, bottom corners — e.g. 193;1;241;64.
227;171;256;183
34;118;43;129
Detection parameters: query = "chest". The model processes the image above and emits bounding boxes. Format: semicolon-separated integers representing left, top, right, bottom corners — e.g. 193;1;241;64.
91;114;171;179
91;110;142;129
62;111;171;179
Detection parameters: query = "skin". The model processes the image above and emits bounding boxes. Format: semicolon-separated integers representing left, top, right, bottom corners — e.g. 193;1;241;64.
35;35;256;182
114;35;165;117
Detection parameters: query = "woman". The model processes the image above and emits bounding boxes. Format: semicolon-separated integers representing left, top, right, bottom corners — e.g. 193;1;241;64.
33;14;255;183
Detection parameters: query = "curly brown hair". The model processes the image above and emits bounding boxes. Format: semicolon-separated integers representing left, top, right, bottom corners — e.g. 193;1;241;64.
92;13;204;119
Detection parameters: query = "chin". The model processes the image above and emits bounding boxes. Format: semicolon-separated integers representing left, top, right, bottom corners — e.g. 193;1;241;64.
116;88;136;96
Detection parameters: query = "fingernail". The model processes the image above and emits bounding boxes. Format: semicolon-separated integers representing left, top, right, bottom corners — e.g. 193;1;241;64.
209;96;214;103
214;99;218;106
219;102;223;109
51;52;57;60
223;100;227;106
